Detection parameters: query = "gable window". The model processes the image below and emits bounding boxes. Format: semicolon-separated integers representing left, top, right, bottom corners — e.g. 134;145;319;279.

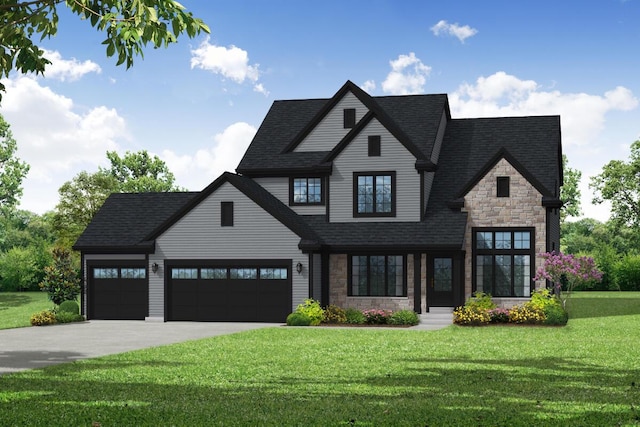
291;177;323;205
368;135;381;157
497;176;510;197
349;255;405;296
343;108;356;128
353;172;395;217
473;228;534;297
221;202;234;226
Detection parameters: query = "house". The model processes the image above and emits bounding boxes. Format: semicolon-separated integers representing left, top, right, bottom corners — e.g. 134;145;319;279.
73;80;562;322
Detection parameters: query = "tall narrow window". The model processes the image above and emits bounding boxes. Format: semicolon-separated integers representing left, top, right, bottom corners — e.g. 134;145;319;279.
368;135;381;156
353;172;395;217
497;176;510;197
221;202;234;226
343;108;356;128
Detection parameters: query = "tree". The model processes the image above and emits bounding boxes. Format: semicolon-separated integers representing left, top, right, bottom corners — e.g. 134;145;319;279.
0;114;30;211
101;150;182;192
590;140;640;229
560;154;581;223
39;246;80;305
0;0;209;99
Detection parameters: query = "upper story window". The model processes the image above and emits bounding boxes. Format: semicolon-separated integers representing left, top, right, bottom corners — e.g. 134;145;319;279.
497;176;510;197
343;108;356;128
353;172;396;217
368;135;381;156
291;177;324;205
221;202;234;226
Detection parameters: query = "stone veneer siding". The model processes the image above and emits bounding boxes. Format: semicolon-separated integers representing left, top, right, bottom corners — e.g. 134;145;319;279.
329;254;415;311
462;158;547;307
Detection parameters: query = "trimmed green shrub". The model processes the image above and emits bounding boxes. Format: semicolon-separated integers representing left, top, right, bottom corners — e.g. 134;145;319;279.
286;312;312;326
464;292;497;311
453;306;490;326
294;299;324;326
39;247;81;305
614;254;640;291
388;309;419;326
344;308;366;324
323;304;347;324
543;304;568;325
59;300;80;315
30;310;56;326
55;311;84;324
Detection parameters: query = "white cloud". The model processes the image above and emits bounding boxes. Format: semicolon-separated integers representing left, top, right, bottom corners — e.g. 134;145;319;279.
431;20;478;43
42;49;101;81
361;80;376;94
381;53;431;95
163;122;257;191
1;76;128;213
190;37;267;95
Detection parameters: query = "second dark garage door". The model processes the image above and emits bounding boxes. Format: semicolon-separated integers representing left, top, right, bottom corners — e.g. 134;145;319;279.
167;261;292;322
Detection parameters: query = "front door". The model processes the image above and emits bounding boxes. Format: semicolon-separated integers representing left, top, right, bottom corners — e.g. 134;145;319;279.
429;257;454;307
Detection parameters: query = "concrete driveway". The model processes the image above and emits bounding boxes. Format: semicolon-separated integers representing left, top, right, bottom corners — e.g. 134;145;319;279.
0;320;279;376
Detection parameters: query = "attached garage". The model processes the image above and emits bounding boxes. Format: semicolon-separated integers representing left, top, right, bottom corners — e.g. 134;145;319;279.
87;261;149;320
166;260;292;322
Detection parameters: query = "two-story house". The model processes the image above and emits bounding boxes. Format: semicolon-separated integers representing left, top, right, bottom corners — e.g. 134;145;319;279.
74;80;562;322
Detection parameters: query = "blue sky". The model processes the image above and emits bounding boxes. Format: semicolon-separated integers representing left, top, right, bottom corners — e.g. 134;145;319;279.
1;0;639;222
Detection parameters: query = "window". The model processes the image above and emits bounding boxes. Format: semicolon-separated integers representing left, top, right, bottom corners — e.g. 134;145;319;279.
221;202;234;226
259;268;288;280
230;268;258;279
368;135;381;156
121;268;146;279
201;268;228;279
497;176;510;197
93;268;118;279
473;228;534;297
353;172;395;217
350;255;405;296
171;268;198;279
343;108;356;128
291;177;323;205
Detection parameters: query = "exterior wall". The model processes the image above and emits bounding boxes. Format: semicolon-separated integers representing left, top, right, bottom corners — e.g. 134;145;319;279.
82;254;146;316
150;182;309;319
329;118;421;222
253;176;326;215
296;92;367;152
423;171;434;213
328;254;414;311
312;253;322;301
462;158;547;305
430;110;448;163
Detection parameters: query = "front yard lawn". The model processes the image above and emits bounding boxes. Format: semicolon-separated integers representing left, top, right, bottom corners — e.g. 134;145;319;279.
0;292;51;330
1;292;639;426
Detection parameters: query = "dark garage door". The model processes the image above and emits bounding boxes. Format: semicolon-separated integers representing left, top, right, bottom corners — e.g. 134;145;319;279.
88;264;148;320
168;261;291;322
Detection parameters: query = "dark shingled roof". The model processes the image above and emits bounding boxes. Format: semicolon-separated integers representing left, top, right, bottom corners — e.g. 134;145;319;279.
73;192;198;252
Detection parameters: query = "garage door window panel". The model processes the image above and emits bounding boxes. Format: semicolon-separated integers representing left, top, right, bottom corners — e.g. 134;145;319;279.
259;268;288;280
93;268;118;279
121;268;146;279
201;268;228;279
230;268;257;279
172;268;198;279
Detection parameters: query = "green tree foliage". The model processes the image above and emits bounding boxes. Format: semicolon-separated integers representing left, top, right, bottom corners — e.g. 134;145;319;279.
0;114;29;211
101;150;183;192
590;140;640;229
0;0;209;99
560;154;581;223
39;246;80;305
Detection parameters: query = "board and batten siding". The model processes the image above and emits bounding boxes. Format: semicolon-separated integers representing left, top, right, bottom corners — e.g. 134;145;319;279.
82;254;146;317
149;182;309;319
295;92;367;152
253;177;326;215
329;119;421;222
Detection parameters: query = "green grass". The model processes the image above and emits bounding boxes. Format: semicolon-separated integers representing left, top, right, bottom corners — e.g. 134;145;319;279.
0;292;52;329
1;292;639;426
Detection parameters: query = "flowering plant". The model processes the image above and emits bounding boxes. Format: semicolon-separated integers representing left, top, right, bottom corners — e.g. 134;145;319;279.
362;309;392;324
534;251;603;308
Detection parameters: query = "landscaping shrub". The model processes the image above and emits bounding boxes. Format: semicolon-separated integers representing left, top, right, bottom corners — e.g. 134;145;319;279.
323;304;347;324
362;309;392;324
286;312;312;326
59;300;80;315
488;307;510;323
465;292;497;311
388;309;419;326
508;304;546;324
543;304;568;325
614;254;640;291
528;288;559;310
30;309;56;326
344;308;366;324
294;299;324;325
453;306;490;326
55;311;84;324
39;247;81;305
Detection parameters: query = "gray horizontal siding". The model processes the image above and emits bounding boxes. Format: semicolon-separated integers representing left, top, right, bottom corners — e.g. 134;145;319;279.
254;177;325;215
329;119;421;222
296;92;367;152
151;182;309;317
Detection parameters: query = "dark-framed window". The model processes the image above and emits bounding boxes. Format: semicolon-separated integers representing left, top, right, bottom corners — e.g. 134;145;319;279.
221;202;234;226
473;228;534;297
349;255;406;296
353;172;395;217
368;135;381;157
344;108;356;128
497;176;510;197
290;177;324;205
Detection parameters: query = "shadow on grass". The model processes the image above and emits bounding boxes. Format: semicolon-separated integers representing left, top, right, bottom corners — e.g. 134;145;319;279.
0;294;32;311
567;296;640;319
0;355;638;426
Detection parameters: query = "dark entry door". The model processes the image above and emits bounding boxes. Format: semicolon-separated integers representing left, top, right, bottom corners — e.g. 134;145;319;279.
429;257;454;306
